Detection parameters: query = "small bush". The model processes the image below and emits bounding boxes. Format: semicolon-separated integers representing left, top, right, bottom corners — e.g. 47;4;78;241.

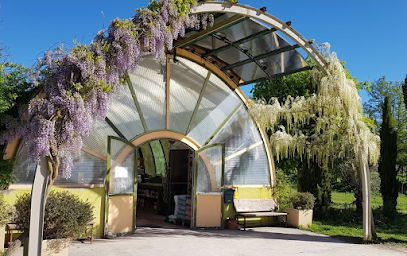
14;190;94;239
0;196;12;226
0;158;15;190
290;192;315;210
271;169;295;211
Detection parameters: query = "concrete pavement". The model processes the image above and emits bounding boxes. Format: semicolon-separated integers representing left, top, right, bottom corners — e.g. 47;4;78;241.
64;227;407;256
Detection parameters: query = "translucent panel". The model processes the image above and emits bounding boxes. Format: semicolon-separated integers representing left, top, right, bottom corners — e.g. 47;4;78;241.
109;138;135;194
194;15;308;84
169;57;208;134
106;84;145;140
220;33;307;82
128;56;166;131
208;105;270;185
150;140;165;176
83;118;118;157
12;143;108;185
187;73;241;145
140;143;155;177
12;142;36;184
196;146;223;193
55;150;107;185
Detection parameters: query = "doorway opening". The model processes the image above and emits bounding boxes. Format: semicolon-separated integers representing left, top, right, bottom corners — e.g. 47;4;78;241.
136;139;194;229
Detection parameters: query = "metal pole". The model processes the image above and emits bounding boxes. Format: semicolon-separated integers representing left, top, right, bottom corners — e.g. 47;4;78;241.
25;156;49;256
358;148;372;241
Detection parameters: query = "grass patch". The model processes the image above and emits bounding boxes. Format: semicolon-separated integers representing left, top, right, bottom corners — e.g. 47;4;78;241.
303;192;407;247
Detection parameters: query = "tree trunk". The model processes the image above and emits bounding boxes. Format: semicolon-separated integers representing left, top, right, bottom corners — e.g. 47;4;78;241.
354;184;363;214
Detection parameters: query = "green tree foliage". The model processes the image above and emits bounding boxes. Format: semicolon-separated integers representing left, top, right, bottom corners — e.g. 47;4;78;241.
378;96;398;217
251;70;313;103
364;77;407;195
297;162;332;215
0;45;36;140
0;44;34;190
271;168;295;212
0;53;34;116
0;158;15;190
0;196;12;226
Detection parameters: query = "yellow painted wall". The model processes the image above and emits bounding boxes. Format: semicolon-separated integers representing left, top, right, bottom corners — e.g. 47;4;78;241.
108;195;133;234
1;187;105;238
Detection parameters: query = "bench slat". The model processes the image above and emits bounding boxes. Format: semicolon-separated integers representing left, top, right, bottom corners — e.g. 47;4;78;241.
237;212;287;217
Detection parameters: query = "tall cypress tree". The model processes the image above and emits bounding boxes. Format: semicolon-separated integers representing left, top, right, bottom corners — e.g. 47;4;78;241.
378;96;398;217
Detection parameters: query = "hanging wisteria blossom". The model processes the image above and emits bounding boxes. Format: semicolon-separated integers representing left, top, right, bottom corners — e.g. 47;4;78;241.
1;0;214;187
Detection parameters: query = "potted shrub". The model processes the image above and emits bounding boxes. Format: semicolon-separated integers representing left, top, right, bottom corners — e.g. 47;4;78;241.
0;197;12;254
285;192;315;228
13;190;94;256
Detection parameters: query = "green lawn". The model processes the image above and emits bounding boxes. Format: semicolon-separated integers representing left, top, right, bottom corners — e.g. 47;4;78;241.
304;192;407;247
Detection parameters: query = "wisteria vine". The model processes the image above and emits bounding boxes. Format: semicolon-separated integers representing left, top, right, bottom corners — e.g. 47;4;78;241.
0;0;213;185
250;48;380;166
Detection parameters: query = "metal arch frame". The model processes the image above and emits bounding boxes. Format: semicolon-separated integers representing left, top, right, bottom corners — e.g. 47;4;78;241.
190;2;328;74
191;2;372;241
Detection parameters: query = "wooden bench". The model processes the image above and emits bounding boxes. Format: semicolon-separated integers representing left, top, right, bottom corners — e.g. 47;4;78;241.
234;199;287;230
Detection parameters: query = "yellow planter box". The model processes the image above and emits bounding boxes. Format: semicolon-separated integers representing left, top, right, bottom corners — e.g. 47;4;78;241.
286;208;313;228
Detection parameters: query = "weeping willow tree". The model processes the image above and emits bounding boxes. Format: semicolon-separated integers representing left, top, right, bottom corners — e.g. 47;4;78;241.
250;47;380;240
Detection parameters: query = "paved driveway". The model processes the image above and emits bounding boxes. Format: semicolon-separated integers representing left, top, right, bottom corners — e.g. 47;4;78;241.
65;227;407;256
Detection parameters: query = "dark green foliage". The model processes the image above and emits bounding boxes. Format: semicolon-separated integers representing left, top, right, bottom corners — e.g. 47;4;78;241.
289;192;315;210
0;158;15;190
0;196;12;226
14;190;94;239
402;75;407;110
271;168;295;211
298;161;332;215
378;96;398;218
251;70;314;103
364;77;407;182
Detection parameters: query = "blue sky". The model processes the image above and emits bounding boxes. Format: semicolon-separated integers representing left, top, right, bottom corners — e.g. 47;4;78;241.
1;0;406;101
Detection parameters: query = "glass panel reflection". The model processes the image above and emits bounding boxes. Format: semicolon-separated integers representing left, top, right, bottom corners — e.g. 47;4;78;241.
208;105;269;185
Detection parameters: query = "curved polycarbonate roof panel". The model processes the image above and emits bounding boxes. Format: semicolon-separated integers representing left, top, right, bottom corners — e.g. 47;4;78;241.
82;118;119;157
106;83;145;140
169;57;208;134
128;57;167;131
175;9;312;87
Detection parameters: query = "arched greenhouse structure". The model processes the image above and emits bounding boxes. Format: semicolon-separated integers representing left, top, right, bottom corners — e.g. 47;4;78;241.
5;2;371;242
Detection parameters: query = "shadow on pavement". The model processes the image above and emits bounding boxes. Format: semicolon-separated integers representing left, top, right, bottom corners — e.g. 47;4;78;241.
111;227;348;244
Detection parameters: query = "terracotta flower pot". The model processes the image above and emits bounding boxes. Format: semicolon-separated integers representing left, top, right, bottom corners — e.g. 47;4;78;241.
226;219;238;229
